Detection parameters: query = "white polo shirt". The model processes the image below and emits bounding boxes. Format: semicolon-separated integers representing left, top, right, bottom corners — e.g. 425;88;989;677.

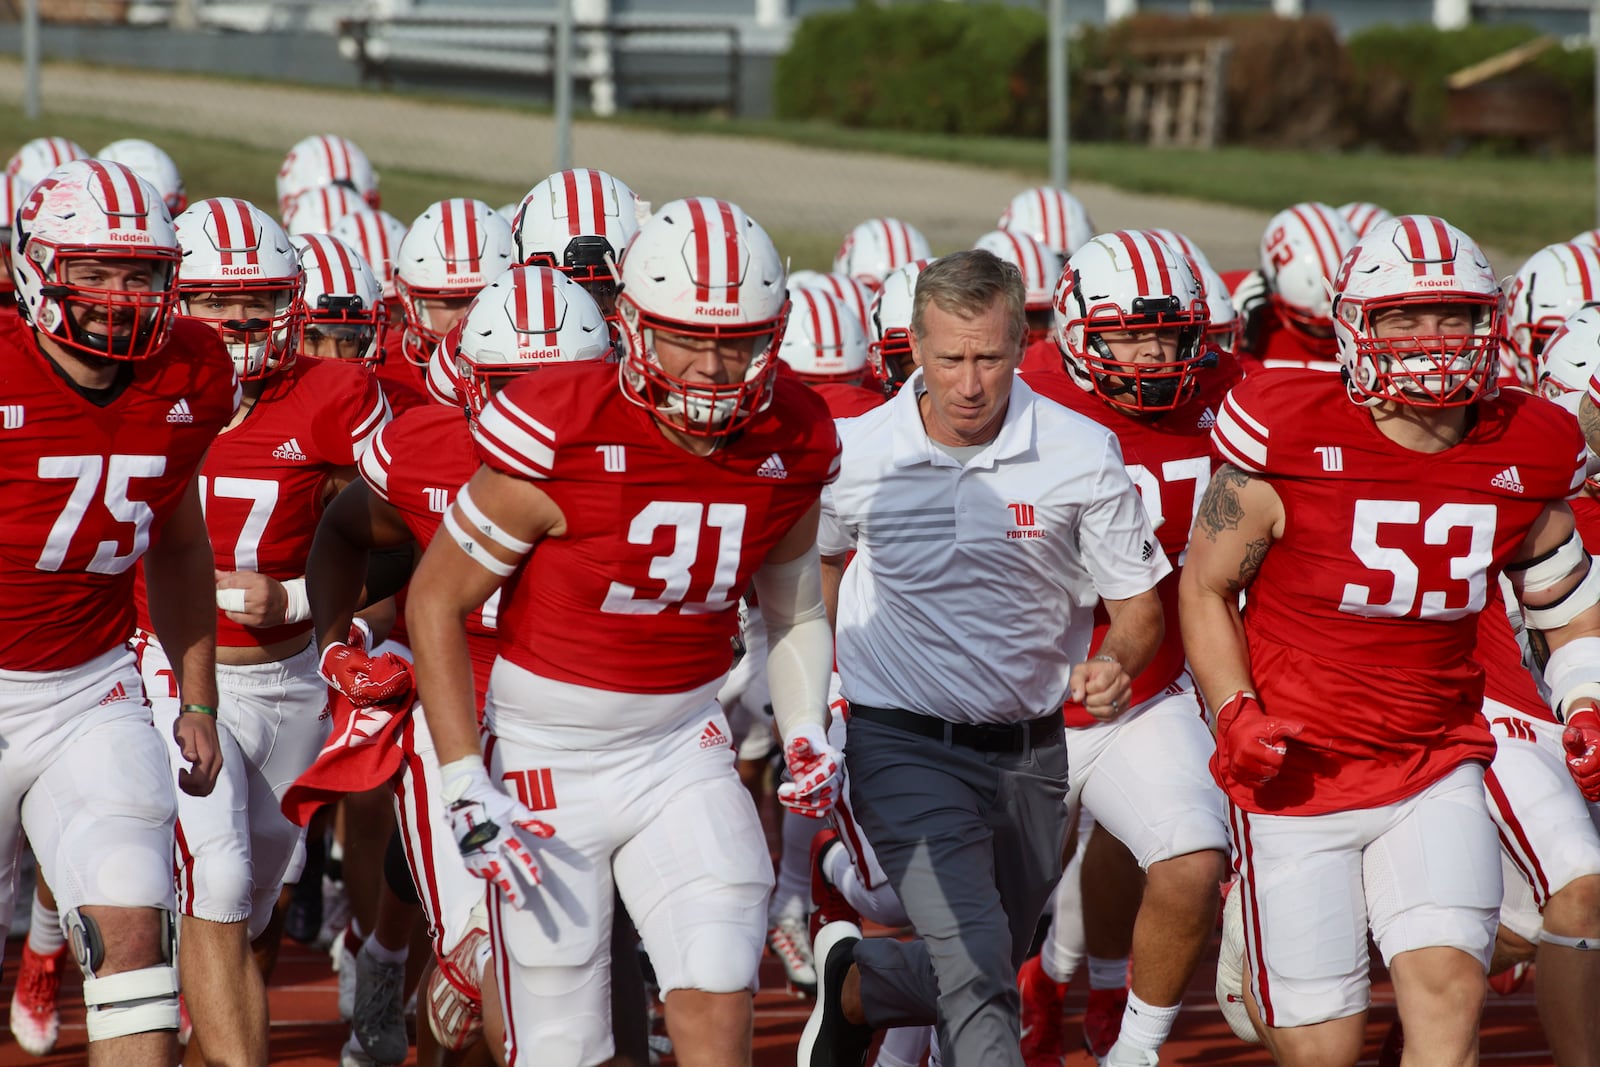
820;370;1169;724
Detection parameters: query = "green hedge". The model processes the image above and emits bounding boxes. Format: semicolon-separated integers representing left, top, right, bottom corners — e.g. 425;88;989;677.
773;3;1049;137
1346;23;1594;151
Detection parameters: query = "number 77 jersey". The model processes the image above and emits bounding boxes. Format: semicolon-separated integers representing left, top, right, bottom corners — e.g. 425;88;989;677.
0;316;238;671
473;361;840;699
1211;369;1586;815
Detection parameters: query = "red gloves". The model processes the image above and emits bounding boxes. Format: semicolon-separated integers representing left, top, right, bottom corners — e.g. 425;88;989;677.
1215;691;1304;787
777;723;842;819
319;620;415;708
1563;705;1600;802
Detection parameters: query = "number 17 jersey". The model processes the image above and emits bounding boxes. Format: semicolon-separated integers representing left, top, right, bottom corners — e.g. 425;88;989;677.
1211;370;1584;815
473;362;840;697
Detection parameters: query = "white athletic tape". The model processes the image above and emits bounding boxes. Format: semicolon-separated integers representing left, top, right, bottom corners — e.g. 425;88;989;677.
215;588;247;613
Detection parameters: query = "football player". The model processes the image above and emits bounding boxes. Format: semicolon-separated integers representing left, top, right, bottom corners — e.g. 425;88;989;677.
406;197;843;1066
130;196;392;1065
1018;230;1234;1067
834;218;930;285
1184;215;1600;1067
0;158;234;1066
1233;202;1358;373
868;259;933;397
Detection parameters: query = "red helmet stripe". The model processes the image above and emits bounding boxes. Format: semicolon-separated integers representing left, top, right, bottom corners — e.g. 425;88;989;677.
1429;217;1455;277
587;170;606;239
208;197;236;267
807;290;823;348
685;197;713;303
1573;245;1597;302
1144;232;1173;293
1399;216;1429;277
560;169;581;237
1036;189;1058;252
1114;231;1151;293
717;200;741;304
540;272;559;343
824;288;841;348
1290;206;1337;284
330;235;359;293
462;201;482;271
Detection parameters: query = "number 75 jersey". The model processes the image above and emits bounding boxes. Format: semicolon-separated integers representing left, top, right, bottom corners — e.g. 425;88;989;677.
1212;369;1585;814
0;316;238;672
472;362;840;696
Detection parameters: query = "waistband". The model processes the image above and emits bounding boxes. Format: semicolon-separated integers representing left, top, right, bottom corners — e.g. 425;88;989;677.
848;703;1063;754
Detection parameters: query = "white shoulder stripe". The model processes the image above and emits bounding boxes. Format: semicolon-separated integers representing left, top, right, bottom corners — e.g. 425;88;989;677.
357;439;391;499
474;418;553;479
1221;392;1270;440
1213;407;1268;471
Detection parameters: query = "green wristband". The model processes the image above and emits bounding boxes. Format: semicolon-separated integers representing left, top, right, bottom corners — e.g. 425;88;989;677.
179;703;217;717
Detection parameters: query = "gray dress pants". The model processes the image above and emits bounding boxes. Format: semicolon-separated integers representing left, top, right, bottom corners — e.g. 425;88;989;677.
844;712;1070;1067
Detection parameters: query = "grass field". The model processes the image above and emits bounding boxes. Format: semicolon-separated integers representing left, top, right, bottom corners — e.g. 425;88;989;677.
613;114;1599;258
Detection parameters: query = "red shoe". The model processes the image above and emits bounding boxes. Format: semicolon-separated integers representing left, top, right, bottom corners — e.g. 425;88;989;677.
1082;986;1127;1060
808;828;858;943
1488;961;1531;995
9;941;67;1055
1378;1020;1404;1067
1018;955;1067;1067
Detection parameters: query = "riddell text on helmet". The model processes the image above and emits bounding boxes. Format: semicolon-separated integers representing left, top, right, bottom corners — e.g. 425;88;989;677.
694;304;743;318
220;265;264;277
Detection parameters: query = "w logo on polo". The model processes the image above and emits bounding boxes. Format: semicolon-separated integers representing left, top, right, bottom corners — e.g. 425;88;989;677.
503;768;557;811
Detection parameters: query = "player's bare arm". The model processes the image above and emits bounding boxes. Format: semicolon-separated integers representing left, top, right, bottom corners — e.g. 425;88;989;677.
408;463;566;766
142;473;223;797
307;477;415;654
1074;588;1164;721
1179;463;1285;712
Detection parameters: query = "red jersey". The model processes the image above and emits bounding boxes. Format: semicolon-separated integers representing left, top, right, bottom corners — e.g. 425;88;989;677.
1238;311;1339;374
359;404;499;703
1020;338;1060;377
811;381;885;420
136;356;388;649
375;329;428;415
474;363;840;694
1574;493;1600;553
1212;370;1585;815
0;317;237;671
1026;356;1241;724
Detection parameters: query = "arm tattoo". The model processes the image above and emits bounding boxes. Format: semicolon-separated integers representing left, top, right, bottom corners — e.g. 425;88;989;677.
1580;395;1600;454
1224;537;1270;598
1195;463;1253;542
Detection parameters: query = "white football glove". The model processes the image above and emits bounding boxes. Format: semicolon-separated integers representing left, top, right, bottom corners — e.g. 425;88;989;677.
1231;268;1268;321
440;757;556;910
777;722;842;819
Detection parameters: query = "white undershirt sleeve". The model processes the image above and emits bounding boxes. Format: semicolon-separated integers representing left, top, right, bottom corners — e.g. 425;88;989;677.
751;546;835;743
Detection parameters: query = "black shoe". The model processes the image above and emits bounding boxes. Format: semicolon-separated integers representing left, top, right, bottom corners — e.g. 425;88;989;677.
797;921;873;1067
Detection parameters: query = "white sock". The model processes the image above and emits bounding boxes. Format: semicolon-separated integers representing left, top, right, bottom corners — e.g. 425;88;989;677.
366;935;408;965
769;809;812;923
1041;844;1086;984
1087;955;1128;991
27;891;64;955
1114;990;1180;1052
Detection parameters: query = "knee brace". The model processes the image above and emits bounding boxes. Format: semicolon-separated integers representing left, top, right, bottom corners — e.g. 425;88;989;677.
65;908;180;1042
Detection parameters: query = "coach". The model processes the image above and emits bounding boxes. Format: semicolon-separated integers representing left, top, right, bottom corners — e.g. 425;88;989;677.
799;249;1168;1067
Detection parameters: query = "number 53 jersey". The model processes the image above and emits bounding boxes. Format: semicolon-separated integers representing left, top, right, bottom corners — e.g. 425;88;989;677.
472;361;840;704
1212;369;1586;815
0;316;238;672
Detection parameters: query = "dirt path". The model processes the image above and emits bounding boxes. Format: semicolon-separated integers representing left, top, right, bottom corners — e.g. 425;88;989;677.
0;59;1274;269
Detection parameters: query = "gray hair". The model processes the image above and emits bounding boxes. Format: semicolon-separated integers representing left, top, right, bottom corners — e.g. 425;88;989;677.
910;249;1028;351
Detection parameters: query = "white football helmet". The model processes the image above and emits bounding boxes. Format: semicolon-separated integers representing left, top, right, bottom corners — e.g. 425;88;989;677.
512;169;641;290
1143;228;1213;272
394;198;515;365
1193;256;1240;356
998;187;1094;258
284;184;368;237
1332;215;1500;409
174;197;304;381
1054;230;1211;413
12;159;181;360
778;287;869;384
96;139;186;215
869;258;933;394
0;173;20;300
1538;304;1600;401
1572;230;1600;249
292;233;386;366
617;197;788;438
1505;241;1600;371
452;265;612;416
786;270;876;337
330;207;408;303
275;135;379;218
833;218;930;285
974;228;1062;343
1339;202;1395;239
1260;202;1359;343
6;137;88;196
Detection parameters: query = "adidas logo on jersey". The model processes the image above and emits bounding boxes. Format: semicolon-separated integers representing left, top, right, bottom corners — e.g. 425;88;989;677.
272;438;308;462
1491;465;1524;493
1196;407;1216;430
98;681;129;706
757;453;788;479
699;721;730;750
166;398;194;424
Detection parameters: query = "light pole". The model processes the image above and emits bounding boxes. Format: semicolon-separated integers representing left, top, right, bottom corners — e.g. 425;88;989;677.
1049;0;1068;188
23;0;40;122
555;0;574;171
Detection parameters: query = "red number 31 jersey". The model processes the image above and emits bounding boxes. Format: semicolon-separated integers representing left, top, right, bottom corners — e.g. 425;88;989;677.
1212;370;1584;815
473;363;840;696
0;317;238;671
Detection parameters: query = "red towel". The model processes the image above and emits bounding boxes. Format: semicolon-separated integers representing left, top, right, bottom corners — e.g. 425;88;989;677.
281;691;412;827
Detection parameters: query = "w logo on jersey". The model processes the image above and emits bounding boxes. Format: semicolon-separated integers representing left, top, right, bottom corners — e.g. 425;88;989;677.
503;768;557;811
683;198;746;305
